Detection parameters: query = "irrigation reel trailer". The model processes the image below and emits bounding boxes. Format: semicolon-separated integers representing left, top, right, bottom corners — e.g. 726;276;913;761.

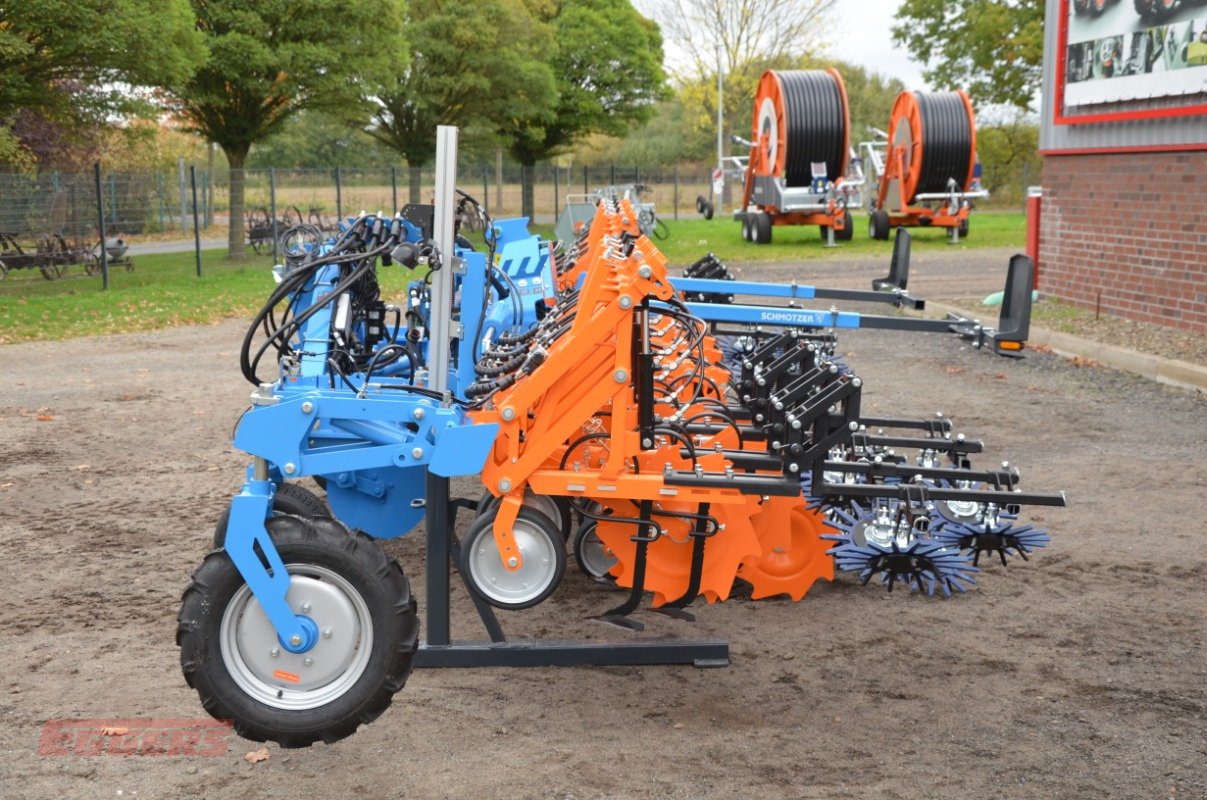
862;89;988;242
731;69;866;246
178;125;1064;748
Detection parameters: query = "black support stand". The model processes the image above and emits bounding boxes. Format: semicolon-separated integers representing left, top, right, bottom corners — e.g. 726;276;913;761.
413;473;730;669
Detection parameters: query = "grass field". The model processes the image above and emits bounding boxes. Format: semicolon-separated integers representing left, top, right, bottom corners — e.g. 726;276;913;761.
0;210;1024;345
648;210;1025;263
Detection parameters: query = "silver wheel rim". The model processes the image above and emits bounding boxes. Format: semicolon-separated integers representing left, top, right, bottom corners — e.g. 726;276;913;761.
220;563;372;711
468;516;558;606
523;492;563;534
577;524;618;577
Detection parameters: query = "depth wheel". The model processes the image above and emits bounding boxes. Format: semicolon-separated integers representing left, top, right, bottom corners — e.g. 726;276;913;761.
477;490;572;541
572;519;618;578
213;483;331;548
459;507;565;610
177;515;418;747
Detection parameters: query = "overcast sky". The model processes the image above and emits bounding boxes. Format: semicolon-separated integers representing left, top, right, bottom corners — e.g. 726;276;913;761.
825;0;929;88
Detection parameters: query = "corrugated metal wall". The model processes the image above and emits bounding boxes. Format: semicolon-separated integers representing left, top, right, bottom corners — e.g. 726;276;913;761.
1040;0;1207;152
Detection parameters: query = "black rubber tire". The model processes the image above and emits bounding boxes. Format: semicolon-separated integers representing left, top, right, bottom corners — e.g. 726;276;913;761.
752;212;772;244
695;195;706;213
177;515;419;747
459;507;566;610
869;208;891;241
213;483;330;548
836;209;854;242
958;217;970;239
701;200;714;221
740;215;752;242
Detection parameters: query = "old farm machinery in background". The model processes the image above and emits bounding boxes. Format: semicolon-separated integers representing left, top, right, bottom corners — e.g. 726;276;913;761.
177;126;1064;749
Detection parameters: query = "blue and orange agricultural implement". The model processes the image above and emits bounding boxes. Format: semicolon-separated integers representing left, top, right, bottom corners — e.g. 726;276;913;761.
177;127;1064;747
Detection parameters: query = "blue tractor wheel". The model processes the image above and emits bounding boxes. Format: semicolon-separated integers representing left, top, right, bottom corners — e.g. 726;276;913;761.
178;514;418;747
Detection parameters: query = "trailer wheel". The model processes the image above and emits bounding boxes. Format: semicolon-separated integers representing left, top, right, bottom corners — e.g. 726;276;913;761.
836;209;854;242
701;200;714;220
869;209;891;240
740;215;752;241
695;195;706;213
573;519;618;578
460;506;565;610
958;217;970;239
752;212;772;244
177;514;418;747
213;482;331;548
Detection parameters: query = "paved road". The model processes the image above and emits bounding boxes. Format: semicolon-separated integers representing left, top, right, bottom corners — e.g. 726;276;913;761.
127;237;227;256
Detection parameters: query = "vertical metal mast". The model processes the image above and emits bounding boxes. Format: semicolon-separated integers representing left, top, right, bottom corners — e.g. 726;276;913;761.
428;124;459;395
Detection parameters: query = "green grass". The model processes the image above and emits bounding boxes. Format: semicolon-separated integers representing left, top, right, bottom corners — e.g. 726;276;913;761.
0;249;418;345
0;210;1023;345
646;210;1026;265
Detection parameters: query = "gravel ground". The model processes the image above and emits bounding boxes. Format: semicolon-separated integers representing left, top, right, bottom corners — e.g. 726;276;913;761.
1;248;1204;799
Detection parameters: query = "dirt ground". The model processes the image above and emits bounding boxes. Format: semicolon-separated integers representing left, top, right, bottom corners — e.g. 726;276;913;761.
1;248;1204;800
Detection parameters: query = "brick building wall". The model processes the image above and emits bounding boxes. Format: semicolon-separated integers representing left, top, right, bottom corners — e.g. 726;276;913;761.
1038;150;1206;334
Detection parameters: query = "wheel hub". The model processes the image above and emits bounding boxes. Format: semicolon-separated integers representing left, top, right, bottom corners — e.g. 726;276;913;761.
221;565;372;710
469;517;558;606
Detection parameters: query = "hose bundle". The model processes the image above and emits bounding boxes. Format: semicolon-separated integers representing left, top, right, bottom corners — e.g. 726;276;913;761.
752;69;850;186
889;90;977;202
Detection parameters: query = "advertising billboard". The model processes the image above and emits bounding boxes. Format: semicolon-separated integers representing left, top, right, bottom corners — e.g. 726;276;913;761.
1056;0;1207;124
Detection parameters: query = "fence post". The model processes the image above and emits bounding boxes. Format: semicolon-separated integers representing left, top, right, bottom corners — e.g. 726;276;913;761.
157;172;166;232
269;167;278;261
94;163;109;290
190;166;202;277
335;167;343;219
674;165;679;220
390;166;398;213
482;166;489;216
583;166;588;195
553;165;559;222
178;157;187;232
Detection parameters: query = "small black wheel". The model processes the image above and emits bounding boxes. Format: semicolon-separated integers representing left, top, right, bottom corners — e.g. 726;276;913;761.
459;507;565;610
869;208;891;241
572;519;618;578
695;195;706;213
177;514;419;747
213;482;331;548
740;215;751;241
835;209;854;242
701;200;714;220
752;212;772;244
957;217;970;239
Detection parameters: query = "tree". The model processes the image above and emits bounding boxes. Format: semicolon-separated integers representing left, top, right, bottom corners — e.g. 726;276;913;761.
366;0;557;205
0;0;203;164
976;120;1041;205
651;0;837;80
501;0;667;218
247;112;397;170
892;0;1044;112
168;0;406;257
